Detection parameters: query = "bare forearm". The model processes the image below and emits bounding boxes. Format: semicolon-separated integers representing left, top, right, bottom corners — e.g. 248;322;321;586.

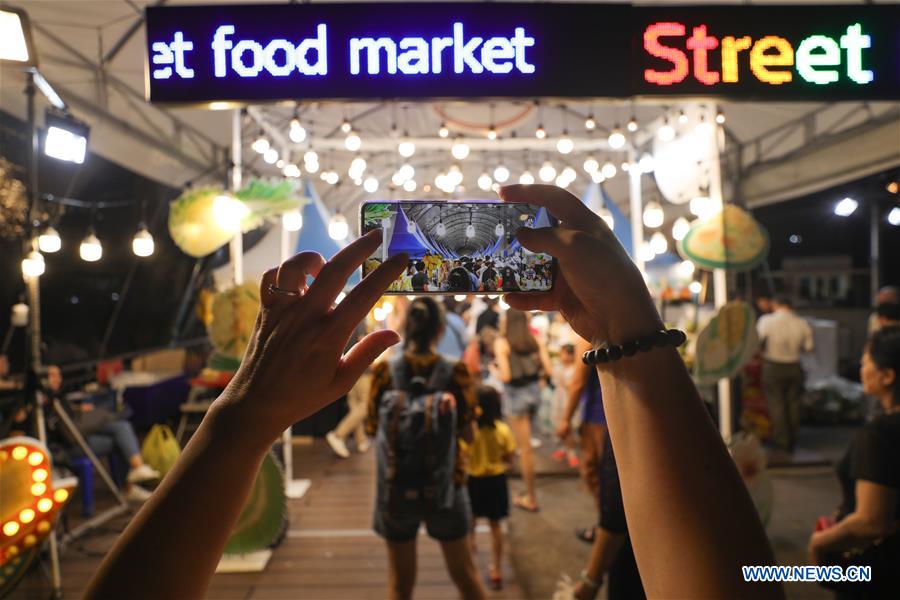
86;401;269;599
816;513;887;554
599;348;781;599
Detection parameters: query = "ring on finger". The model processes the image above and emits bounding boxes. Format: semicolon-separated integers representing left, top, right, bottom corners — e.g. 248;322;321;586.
268;283;304;298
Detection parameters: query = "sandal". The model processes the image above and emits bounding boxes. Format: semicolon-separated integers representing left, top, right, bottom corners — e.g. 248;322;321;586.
513;495;540;513
575;526;596;544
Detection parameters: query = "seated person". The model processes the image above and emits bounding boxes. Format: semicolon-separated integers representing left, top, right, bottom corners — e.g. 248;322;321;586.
45;366;159;502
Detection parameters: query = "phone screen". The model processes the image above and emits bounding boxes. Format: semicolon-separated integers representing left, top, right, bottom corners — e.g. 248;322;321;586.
360;201;557;295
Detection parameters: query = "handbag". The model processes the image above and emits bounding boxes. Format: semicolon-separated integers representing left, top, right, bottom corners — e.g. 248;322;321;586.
141;424;182;477
819;531;900;594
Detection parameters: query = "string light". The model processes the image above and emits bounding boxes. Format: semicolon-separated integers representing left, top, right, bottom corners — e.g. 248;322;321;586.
487;125;497;140
650;231;668;254
282;210;303;232
398;138;416;158
539;161;556;182
493;165;510;183
251;133;269;154
328;213;349;240
263;148;279;164
657;117;675;142
398;163;415;181
363;177;379;193
689;281;703;295
627;116;638;132
715;109;726;124
600;161;617;179
79;231;102;262
678;110;688;124
340;118;352;133
289;117;306;143
672;217;690;241
438;123;449;138
638;153;655;173
638;240;655;262
584;115;596;130
535;124;546;139
21;250;45;278
451;140;470;160
478;172;493;191
132;225;154;257
598;206;614;229
677;260;696;278
403;179;417;192
556;131;574;154
607;126;626;149
345;130;362;151
283;163;301;178
643;201;665;228
519;171;535;185
38;226;61;253
583;157;599;174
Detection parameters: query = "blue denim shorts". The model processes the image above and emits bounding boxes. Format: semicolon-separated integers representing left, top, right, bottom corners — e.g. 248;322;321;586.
373;485;471;543
505;380;541;417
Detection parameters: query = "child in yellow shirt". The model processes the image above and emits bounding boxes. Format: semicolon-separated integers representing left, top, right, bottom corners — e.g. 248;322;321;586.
464;385;517;590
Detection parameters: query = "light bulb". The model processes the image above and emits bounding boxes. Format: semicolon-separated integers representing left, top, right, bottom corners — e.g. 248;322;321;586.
398;163;415;181
436;222;446;236
887;207;900;226
263;148;279;164
132;227;155;257
677;260;695;278
834;197;858;217
305;160;319;174
672;217;690;241
438;123;449;138
403;179;417;192
451;141;470;160
38;226;61;253
79;233;102;262
638;153;655;173
493;165;510;183
678;110;689;125
398;140;416;158
622;161;631;172
478;173;493;191
349;156;367;178
283;163;301;178
598;207;614;229
487;126;497;140
454;294;466;301
345;131;362;151
535;124;546;139
329;213;349;240
608;127;626;149
591;171;606;183
642;200;665;228
638;241;655;262
657;120;675;142
696;116;715;137
340;119;352;133
561;166;576;181
555;175;570;189
690;195;717;219
251;136;269;154
277;160;285;170
303;150;318;164
326;170;340;184
689;281;703;295
282;210;303;232
715;110;726;124
392;171;405;187
626;117;638;132
465;223;475;238
539;161;556;182
519;171;535;185
363;177;379;193
213;194;249;233
448;165;464;186
584;115;596;130
21;251;45;278
650;231;668;255
583;157;599;174
556;134;574;155
289;119;307;143
601;161;617;179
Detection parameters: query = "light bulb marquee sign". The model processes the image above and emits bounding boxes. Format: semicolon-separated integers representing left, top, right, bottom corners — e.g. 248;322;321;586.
144;3;900;105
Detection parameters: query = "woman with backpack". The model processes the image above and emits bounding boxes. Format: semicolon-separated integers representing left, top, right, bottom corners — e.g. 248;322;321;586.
493;308;552;513
366;297;486;600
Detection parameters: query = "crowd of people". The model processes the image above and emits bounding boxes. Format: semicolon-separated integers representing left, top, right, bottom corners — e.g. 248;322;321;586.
381;250;554;293
4;187;896;599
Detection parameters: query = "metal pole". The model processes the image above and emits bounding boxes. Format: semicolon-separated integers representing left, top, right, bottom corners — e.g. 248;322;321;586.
870;200;880;305
709;106;732;441
230;109;244;286
628;148;644;273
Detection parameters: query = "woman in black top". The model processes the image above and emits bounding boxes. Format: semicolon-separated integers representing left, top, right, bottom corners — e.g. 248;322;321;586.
808;326;900;597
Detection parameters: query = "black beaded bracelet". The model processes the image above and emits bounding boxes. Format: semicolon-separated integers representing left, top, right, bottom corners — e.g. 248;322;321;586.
582;329;687;365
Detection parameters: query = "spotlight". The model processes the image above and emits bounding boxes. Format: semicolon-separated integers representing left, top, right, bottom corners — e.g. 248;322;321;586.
0;6;36;65
132;225;154;257
44;111;89;164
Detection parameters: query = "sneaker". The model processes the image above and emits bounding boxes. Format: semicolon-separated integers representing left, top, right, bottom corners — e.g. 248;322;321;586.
357;438;371;453
127;464;161;483
325;432;350;458
125;485;153;503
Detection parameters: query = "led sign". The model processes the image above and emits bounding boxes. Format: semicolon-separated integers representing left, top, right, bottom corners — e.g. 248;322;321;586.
144;3;900;104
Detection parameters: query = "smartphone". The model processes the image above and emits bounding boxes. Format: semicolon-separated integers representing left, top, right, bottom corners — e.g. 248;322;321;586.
360;200;558;295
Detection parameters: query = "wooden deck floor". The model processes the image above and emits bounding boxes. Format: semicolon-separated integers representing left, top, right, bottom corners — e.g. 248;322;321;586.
16;439;525;599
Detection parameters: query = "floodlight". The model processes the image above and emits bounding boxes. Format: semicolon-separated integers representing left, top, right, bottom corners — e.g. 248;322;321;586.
0;5;37;66
44;111;89;164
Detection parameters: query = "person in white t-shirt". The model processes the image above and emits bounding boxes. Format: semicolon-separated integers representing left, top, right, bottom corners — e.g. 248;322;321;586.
756;297;814;452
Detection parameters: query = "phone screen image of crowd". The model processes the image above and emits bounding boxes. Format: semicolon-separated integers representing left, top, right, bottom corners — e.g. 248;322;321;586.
362;202;556;293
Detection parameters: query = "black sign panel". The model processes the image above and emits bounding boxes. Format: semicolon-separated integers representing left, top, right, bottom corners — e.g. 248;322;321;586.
145;3;900;105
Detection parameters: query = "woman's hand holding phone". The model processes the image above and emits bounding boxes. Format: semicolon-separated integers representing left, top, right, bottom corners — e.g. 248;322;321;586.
499;185;663;346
